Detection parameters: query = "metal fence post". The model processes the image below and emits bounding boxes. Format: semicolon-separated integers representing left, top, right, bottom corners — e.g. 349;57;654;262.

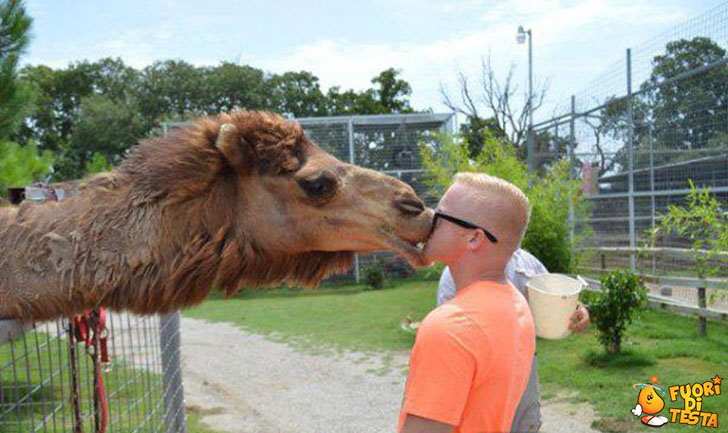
697;287;707;336
348;117;361;283
161;312;187;433
649;121;656;275
568;95;576;243
626;48;636;271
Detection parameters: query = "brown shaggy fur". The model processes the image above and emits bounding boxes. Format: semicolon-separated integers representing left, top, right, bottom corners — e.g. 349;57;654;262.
2;111;422;322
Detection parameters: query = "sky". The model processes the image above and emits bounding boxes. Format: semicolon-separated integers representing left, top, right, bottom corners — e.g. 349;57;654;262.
22;0;726;122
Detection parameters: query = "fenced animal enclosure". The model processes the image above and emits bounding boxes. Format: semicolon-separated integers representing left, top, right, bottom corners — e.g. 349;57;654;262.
0;313;185;433
532;3;727;318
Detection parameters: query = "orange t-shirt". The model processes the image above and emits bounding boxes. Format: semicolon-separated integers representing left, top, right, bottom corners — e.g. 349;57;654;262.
398;280;536;433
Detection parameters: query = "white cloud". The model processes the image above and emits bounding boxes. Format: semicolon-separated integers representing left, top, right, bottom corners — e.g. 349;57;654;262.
253;0;689;113
23;0;694;117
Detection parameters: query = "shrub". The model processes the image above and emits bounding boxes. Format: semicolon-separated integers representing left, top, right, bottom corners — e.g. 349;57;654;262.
362;260;386;290
650;180;727;280
584;270;647;355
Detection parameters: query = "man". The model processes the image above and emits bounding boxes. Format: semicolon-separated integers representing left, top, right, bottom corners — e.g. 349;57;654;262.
399;173;535;433
438;250;590;432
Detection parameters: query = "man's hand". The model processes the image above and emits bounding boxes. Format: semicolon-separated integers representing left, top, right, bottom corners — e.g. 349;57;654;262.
569;302;590;333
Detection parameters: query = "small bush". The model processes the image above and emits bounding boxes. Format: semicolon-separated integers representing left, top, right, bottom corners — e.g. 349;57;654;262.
362;261;386;290
584;270;647;355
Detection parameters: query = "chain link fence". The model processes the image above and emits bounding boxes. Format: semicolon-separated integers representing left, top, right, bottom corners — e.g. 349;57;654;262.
532;2;727;317
1;185;186;433
0;313;186;433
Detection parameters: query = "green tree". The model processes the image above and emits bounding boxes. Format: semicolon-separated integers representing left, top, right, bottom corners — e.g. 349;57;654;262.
17;61;112;154
0;140;54;195
57;94;146;179
643;37;726;152
0;0;33;139
650;180;727;281
138;59;207;121
326;87;378;115
326;68;416;116
204;62;268;113
266;70;328;117
371;68;414;114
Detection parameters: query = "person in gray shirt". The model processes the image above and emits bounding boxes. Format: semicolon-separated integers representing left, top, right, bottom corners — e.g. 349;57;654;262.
437;249;590;432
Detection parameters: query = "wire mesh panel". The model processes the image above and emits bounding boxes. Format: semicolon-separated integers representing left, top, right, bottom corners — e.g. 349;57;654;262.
0;312;185;433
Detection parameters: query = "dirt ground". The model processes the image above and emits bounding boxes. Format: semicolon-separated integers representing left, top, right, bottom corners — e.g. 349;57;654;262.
180;317;600;433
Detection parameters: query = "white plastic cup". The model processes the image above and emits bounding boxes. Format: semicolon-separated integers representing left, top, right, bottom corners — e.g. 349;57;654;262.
526;274;583;340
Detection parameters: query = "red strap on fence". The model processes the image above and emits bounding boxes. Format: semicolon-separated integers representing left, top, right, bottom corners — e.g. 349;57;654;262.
71;309;110;433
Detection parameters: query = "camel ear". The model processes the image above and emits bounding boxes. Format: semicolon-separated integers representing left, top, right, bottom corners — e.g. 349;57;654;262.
215;123;248;171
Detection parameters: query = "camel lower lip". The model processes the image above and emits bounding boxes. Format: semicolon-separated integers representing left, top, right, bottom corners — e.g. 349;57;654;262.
386;236;427;267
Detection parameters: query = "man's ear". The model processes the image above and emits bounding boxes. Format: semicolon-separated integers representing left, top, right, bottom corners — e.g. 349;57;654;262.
216;123;254;172
466;229;487;250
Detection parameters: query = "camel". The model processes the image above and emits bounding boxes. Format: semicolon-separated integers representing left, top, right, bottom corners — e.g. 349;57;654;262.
0;110;433;322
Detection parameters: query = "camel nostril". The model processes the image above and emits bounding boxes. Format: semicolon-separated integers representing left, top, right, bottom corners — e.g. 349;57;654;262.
395;197;425;216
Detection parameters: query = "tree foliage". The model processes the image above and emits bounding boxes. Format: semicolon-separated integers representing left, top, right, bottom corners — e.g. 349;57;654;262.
0;140;54;195
14;57;419;180
0;0;33;139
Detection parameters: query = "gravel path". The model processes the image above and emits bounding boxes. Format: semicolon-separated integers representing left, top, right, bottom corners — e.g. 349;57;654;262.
180;317;600;433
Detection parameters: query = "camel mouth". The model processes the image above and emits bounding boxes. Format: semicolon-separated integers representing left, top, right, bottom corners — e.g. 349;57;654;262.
380;231;428;268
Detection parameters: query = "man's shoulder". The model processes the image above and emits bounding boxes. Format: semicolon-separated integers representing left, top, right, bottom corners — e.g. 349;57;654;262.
420;303;477;336
418;300;492;346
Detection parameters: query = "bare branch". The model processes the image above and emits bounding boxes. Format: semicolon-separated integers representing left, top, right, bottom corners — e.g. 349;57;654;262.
441;52;550;149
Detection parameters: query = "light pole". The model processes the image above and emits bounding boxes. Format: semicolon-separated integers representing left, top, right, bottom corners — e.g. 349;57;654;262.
517;25;534;172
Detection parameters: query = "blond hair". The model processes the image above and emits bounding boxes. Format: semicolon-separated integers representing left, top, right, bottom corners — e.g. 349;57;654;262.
453;172;531;257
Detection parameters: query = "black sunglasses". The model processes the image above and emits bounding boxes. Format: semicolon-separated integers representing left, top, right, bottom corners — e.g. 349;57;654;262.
430;211;499;243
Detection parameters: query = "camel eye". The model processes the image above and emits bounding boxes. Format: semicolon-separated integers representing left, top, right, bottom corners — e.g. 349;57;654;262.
298;173;336;199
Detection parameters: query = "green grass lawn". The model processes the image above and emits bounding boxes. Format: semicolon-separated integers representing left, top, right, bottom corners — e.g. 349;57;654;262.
186;279;728;433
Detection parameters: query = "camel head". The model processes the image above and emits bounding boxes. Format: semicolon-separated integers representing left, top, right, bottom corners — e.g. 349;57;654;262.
161;111;434;292
217;112;431;251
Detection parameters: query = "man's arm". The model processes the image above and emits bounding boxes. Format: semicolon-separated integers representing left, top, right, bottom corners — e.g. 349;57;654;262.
401;414;454;433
